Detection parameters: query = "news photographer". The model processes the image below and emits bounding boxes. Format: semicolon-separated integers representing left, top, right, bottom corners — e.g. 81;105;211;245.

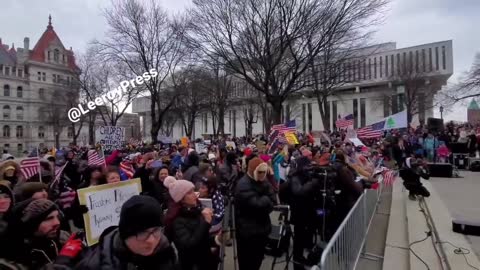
234;157;276;270
399;157;431;200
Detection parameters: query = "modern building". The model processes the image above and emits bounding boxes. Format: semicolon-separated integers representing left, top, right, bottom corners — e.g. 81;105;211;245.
0;16;80;155
132;40;454;141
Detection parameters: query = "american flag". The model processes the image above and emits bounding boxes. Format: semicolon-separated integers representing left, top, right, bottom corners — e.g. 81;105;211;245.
336;114;354;129
382;169;397;186
20;156;41;180
269;120;296;143
120;161;134;179
52;161;69;186
88;150;105;167
357;120;385;139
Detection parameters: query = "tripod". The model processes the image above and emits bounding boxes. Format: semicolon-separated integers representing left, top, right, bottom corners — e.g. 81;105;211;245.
218;192;239;270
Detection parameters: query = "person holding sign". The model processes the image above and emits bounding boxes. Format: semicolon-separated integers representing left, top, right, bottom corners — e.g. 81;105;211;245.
164;177;219;270
76;195;177;270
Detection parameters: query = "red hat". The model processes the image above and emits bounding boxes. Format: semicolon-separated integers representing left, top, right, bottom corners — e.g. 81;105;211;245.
244;147;252;157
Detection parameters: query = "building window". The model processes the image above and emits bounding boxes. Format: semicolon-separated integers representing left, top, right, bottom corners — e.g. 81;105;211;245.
42;72;46;81
396;54;401;76
308;103;312;132
12;67;16;76
3;85;10;96
38;126;45;138
53;74;57;83
54;49;60;62
357;60;361;81
204;114;208;133
3;105;10;119
374;57;377;79
39;88;45;99
428;48;433;72
379;56;383;78
385;55;388;77
16;106;23;120
442;46;446;70
62;54;65;63
17;144;23;153
18;69;23;78
4;144;9;151
383;96;390;117
353;99;358;129
16;126;23;138
67;127;74;138
363;61;367;80
37;72;41;81
3;126;10;137
415;51;419;73
390;55;394;76
435;47;439;71
402;52;407;74
360;98;366;127
5;67;9;76
332;101;337;130
368;59;372;79
48;51;51;61
422;49;426;72
17;86;22;98
302;104;306;133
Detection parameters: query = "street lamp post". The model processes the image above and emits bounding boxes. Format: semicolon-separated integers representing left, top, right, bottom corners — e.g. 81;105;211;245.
440;106;444;120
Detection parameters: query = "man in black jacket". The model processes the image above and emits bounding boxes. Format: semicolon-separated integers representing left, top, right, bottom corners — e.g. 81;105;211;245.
234;157;276;270
399;157;430;200
76;195;177;270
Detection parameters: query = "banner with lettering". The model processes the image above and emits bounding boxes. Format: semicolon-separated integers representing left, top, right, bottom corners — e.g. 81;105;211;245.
95;126;126;151
78;178;142;246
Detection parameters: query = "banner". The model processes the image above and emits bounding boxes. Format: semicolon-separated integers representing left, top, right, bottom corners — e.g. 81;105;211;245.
382;110;408;130
78;179;142;246
95;126;125;151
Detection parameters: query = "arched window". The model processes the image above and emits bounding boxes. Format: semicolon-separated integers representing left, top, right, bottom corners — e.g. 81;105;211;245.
17;86;22;98
3;126;10;137
39;88;45;99
38;126;45;138
3;85;10;96
3;105;10;119
16;126;23;138
16;106;23;120
54;49;60;62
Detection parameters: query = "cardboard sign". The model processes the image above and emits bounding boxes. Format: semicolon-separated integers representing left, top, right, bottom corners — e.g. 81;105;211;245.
96;126;125;151
195;143;207;153
78;179;142;246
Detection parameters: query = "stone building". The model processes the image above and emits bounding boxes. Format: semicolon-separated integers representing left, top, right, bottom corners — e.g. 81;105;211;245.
0;16;80;155
467;99;480;125
133;40;453;141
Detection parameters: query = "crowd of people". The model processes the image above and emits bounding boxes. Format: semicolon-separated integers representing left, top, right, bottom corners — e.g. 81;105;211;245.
0;121;477;270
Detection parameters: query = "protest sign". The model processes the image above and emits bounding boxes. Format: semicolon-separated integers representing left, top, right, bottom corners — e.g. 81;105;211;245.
158;135;174;144
95;126;125;151
181;137;189;147
285;131;299;145
78;179;142;246
382;110;407;130
226;141;236;149
195;143;207;153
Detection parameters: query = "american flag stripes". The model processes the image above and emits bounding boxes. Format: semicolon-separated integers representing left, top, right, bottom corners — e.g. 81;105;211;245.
52;161;69;186
88;150;105;167
382;169;397;186
120;161;134;179
357;120;385;139
269;120;297;144
20;157;41;180
336;114;354;129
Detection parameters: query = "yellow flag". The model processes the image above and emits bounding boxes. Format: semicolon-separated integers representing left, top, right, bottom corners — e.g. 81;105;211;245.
284;132;299;145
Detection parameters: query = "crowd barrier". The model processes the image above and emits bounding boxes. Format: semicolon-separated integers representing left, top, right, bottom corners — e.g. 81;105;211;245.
315;183;389;270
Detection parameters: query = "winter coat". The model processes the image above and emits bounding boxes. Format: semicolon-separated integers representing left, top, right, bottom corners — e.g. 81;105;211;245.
182;166;199;183
234;174;276;239
332;160;363;211
0;160;22;187
399;166;429;190
133;166;154;195
76;227;177;270
147;179;171;210
172;206;218;270
288;173;321;225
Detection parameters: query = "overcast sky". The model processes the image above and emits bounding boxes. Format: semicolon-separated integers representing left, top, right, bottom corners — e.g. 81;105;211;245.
1;0;478;120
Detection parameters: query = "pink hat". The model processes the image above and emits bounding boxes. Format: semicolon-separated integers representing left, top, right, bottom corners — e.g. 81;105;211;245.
164;177;194;203
259;154;271;162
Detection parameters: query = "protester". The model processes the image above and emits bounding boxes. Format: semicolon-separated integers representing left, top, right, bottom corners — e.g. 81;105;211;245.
0;160;22;188
105;167;121;184
399;157;431;200
14;182;49;202
235;157;276;270
197;176;225;232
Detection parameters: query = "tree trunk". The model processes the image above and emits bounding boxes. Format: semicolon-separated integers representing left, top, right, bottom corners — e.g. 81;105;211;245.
218;106;225;137
88;114;95;145
267;96;283;125
317;96;330;131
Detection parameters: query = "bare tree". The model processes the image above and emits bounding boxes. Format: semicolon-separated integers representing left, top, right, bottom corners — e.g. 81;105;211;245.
190;0;387;124
97;0;190;142
243;102;259;139
447;53;480;101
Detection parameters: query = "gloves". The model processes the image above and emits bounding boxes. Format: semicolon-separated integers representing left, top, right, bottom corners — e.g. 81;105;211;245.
59;233;83;258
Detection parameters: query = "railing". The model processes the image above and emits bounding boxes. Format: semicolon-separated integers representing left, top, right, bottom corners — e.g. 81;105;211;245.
315;183;388;270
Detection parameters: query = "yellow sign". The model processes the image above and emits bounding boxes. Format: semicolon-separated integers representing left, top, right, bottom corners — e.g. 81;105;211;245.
78;178;142;246
181;137;189;147
285;132;299;145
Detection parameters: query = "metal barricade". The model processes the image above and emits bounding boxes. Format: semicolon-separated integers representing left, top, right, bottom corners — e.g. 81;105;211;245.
317;183;385;270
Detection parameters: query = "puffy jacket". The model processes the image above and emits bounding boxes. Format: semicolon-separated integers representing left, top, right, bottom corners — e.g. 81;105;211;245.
234;174;276;239
399;167;429;189
76;227;177;270
172;206;218;270
288;173;320;225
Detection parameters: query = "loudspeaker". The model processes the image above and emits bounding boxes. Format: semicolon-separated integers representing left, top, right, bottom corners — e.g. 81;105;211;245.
452;154;469;169
450;142;469;154
427;163;453;177
427;117;444;133
453;217;480;236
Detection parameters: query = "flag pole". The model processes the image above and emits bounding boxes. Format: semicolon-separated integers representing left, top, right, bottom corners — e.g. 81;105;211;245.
101;145;107;168
37;147;42;183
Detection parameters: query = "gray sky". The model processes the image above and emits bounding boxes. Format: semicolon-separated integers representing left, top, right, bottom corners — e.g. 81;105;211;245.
1;0;478;121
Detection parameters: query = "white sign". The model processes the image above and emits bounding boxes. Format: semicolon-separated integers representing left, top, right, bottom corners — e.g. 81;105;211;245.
195;143;207;153
226;141;236;149
78;179;142;246
96;126;125;151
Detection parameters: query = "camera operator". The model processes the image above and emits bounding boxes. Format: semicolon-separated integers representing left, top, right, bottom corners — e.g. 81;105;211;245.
399;157;430;200
287;156;321;270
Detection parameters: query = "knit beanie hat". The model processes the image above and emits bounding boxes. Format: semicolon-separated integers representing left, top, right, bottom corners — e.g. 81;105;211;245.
164;177;194;203
247;157;268;181
21;199;58;234
118;195;164;240
14;182;48;202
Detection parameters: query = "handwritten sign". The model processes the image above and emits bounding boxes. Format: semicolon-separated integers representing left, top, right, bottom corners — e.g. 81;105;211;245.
96;126;125;151
77;179;142;246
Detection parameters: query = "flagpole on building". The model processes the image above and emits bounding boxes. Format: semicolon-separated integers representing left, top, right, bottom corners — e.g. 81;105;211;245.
37;147;42;183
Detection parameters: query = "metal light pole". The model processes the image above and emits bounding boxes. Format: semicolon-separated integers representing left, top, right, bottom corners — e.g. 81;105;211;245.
440;106;444;120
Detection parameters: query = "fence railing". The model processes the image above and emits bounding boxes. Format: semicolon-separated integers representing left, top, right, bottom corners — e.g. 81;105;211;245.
315;183;388;270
